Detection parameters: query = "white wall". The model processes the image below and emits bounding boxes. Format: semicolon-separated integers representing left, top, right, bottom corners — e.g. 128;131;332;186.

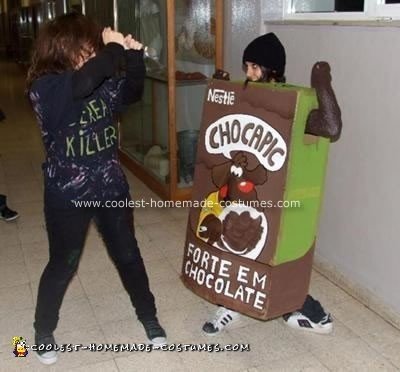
224;1;400;322
223;0;262;79
292;0;335;12
266;24;400;317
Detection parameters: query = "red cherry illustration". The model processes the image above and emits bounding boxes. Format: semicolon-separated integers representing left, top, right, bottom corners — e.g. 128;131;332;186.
219;184;228;199
238;180;254;193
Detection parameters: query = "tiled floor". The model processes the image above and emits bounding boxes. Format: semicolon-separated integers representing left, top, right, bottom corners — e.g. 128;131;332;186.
1;60;399;371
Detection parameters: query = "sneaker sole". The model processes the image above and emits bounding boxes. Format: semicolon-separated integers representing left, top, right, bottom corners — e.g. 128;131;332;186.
284;320;333;335
150;337;167;347
202;329;222;337
0;215;19;222
35;351;58;365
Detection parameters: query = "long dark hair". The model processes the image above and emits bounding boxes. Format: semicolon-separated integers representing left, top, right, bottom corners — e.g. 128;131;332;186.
243;65;286;89
26;13;102;89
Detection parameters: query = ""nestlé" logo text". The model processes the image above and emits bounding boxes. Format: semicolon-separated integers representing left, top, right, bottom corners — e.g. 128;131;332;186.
207;89;235;105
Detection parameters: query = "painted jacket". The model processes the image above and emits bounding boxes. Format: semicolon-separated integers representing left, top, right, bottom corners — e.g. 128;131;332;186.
29;44;145;206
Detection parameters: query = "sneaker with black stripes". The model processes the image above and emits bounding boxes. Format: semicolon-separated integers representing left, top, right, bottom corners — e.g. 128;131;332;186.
202;306;241;336
283;311;333;334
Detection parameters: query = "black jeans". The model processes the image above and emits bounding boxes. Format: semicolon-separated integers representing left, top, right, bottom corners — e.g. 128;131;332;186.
34;196;157;335
0;194;6;209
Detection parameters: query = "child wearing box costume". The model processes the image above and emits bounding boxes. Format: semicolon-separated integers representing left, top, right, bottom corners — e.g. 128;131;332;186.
203;32;342;335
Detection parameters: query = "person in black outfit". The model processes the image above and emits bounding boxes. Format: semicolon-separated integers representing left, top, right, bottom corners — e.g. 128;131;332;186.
26;13;166;365
0;111;19;222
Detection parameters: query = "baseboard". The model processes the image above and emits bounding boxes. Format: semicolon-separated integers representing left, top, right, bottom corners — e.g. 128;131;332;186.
313;255;400;330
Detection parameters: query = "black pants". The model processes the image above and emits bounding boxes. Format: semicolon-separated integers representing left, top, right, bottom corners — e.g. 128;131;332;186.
34;197;157;335
0;194;6;209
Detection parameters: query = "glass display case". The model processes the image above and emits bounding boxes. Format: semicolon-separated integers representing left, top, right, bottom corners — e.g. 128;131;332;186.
118;0;223;201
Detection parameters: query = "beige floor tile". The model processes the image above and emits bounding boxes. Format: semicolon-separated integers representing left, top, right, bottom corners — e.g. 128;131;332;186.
145;258;179;283
134;224;152;246
0;355;53;372
2;160;37;179
85;224;105;246
360;320;400;368
16;213;45;229
0;242;25;265
333;297;397;338
7;180;43;203
309;336;396;371
150;278;203;313
69;359;119;372
167;206;190;220
0;262;30;289
308;271;353;308
78;267;124;297
178;336;254;372
78;242;115;273
134;206;176;226
56;297;99;335
0;224;20;248
89;291;135;324
44;326;113;371
25;255;48;282
140;220;183;242
353;358;400;372
139;240;165;262
154;301;211;343
101;317;148;346
11;200;43;218
0;218;19;234
17;225;48;246
227;320;307;365
165;254;185;274
251;353;330;372
115;351;186;372
0;307;35;349
0;171;5;184
0;284;34;316
154;235;186;258
21;241;48;261
377;341;400;369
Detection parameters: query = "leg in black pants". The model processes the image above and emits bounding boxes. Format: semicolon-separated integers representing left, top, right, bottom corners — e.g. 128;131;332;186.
34;204;92;335
94;204;157;321
34;201;158;335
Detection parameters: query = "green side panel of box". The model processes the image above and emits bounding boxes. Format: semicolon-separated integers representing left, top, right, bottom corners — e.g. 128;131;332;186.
273;84;330;265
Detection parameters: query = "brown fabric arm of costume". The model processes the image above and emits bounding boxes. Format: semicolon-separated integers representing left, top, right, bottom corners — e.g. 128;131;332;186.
305;62;342;142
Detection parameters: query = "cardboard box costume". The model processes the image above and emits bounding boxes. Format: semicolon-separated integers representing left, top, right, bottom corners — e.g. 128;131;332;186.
181;79;330;320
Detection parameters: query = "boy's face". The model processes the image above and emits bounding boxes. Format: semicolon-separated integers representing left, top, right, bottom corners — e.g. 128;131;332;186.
243;62;263;82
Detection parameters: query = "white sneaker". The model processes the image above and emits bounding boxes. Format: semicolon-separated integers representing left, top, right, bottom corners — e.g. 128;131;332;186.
283;311;333;334
202;307;241;336
35;349;58;365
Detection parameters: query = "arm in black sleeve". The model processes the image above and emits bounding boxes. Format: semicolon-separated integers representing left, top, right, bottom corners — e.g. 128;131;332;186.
305;62;342;142
71;42;125;100
120;49;146;107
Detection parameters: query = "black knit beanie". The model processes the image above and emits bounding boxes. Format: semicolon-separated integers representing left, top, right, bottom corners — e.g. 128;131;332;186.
242;33;286;77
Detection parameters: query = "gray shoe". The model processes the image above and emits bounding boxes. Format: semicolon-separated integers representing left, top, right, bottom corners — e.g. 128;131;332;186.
35;334;58;365
141;319;167;346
